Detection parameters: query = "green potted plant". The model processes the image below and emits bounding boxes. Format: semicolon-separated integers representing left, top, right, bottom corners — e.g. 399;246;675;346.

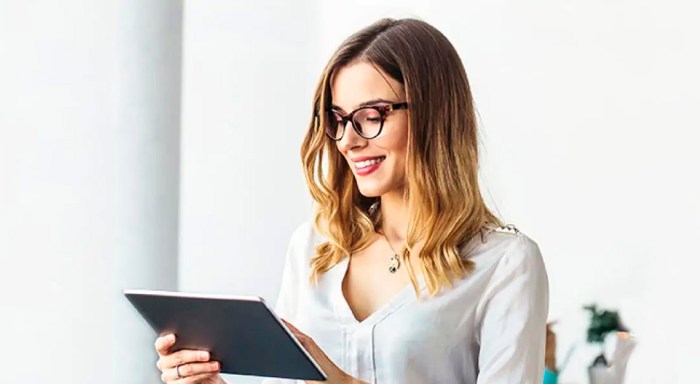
584;304;636;384
583;304;621;367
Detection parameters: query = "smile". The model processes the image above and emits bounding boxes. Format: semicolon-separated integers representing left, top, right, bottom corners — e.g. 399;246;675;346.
353;156;385;176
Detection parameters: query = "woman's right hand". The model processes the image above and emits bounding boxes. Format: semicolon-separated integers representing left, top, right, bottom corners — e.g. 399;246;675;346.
155;334;224;384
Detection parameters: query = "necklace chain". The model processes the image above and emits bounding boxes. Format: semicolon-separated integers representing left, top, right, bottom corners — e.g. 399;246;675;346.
380;231;402;274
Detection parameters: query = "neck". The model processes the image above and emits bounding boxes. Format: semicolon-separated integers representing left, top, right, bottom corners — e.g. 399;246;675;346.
379;189;409;245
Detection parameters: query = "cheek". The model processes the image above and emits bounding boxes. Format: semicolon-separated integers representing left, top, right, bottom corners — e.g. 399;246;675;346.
379;124;409;153
376;135;408;173
336;143;351;163
394;132;409;176
393;121;410;154
389;131;409;163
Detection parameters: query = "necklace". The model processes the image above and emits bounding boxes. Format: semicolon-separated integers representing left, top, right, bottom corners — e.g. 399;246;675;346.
380;231;402;274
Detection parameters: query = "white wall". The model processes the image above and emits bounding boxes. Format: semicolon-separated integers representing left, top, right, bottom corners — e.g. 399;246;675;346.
178;2;320;382
178;0;319;299
2;1;697;383
0;1;182;383
181;1;700;383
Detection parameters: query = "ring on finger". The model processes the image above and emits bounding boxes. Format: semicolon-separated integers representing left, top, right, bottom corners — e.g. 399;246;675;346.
176;364;184;379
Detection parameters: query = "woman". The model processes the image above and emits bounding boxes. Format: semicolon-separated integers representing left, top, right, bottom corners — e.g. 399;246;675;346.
154;18;549;384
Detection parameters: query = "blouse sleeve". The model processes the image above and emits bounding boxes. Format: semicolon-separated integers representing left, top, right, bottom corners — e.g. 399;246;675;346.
475;234;549;384
270;225;306;321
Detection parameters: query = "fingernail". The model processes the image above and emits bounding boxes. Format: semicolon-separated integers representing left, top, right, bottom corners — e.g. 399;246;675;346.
200;351;210;360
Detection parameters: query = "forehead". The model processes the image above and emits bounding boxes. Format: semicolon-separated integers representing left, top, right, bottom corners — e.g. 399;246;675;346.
330;61;403;112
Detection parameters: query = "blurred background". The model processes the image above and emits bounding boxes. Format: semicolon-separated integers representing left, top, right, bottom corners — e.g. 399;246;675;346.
1;0;698;383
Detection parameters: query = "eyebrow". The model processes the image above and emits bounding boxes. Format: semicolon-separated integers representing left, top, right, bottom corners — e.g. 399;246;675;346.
331;98;397;113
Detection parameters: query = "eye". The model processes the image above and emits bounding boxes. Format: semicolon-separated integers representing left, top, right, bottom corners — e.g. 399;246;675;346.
356;108;382;123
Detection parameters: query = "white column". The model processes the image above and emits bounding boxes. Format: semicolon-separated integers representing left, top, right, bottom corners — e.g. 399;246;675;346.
0;1;182;383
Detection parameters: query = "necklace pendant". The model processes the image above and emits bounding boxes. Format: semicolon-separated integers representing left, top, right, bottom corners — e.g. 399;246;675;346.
389;254;400;273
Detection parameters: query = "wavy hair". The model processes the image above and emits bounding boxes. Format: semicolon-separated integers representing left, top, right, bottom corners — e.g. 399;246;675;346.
301;18;501;296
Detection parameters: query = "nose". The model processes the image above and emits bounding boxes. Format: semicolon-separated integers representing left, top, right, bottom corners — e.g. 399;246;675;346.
336;120;367;153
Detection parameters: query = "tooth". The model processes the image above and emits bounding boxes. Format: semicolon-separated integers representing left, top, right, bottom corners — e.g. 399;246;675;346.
355;157;384;169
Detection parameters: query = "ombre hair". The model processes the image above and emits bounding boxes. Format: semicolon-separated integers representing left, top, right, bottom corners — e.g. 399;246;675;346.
300;18;501;296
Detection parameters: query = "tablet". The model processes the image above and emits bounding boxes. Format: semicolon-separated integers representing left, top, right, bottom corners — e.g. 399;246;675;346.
124;289;326;381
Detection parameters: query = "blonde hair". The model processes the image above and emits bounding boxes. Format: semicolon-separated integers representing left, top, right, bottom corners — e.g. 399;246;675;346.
300;18;501;296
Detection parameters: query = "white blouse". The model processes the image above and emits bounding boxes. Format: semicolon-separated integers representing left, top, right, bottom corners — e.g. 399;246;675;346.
257;222;549;384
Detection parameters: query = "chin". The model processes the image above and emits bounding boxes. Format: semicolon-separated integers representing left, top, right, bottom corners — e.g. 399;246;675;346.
355;182;387;198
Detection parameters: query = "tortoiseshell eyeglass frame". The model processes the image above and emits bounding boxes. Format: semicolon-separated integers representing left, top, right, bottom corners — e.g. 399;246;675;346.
321;102;409;141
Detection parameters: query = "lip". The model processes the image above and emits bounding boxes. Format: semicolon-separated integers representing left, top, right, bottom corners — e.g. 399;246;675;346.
352;156;385;176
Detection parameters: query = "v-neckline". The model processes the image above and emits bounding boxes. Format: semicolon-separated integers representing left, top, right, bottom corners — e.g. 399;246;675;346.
333;255;427;327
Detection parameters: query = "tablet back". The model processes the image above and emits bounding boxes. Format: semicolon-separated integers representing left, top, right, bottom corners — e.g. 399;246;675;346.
124;290;326;381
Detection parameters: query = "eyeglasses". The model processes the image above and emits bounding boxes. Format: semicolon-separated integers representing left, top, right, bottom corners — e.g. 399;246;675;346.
323;102;409;141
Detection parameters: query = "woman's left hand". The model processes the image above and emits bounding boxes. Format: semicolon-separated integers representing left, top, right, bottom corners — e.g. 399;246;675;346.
282;320;366;384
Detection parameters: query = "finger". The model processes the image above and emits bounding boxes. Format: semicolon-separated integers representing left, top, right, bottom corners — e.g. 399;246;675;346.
282;319;304;335
155;334;177;356
162;363;220;383
161;350;211;370
170;371;220;384
282;320;313;348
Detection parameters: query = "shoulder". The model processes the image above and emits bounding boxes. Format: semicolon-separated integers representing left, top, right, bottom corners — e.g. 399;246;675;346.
288;221;315;247
285;221;327;265
471;224;549;316
465;223;545;276
288;221;326;248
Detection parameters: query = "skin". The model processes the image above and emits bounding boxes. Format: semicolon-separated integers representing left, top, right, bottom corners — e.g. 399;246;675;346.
155;334;223;384
331;61;422;324
154;61;415;384
545;322;557;371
